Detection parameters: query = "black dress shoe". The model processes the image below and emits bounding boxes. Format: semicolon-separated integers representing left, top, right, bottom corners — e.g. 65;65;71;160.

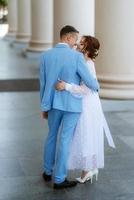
42;172;52;182
53;179;77;189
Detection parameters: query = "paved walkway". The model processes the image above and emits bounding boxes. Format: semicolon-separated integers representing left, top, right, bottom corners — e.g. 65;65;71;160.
0;35;134;200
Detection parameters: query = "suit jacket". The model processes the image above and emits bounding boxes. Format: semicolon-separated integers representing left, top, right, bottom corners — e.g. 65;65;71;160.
40;43;99;112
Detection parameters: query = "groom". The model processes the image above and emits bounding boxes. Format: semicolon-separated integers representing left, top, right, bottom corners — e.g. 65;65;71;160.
40;25;99;189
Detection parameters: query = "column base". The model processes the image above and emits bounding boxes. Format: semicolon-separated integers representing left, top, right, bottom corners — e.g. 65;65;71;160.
12;40;29;49
99;88;134;100
25;41;53;59
6;32;16;37
3;27;15;41
12;34;30;48
98;75;134;99
27;41;53;51
4;35;16;42
23;50;42;59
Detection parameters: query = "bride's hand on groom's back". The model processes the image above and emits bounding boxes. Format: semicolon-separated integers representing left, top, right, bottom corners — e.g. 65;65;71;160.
55;80;66;91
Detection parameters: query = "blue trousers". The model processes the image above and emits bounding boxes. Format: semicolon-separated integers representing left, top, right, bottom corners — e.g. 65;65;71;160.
44;109;80;183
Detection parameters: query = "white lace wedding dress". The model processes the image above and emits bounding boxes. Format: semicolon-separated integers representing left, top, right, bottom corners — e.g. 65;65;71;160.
66;60;115;170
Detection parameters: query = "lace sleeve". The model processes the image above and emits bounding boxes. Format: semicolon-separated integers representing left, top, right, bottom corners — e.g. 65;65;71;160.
65;83;89;98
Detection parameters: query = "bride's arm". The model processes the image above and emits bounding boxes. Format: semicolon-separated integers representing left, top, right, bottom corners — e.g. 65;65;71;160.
65;82;88;96
55;81;89;98
55;61;98;97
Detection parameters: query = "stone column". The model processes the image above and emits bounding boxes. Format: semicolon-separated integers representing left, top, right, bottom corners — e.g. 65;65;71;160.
27;0;53;52
15;0;31;45
7;0;17;38
54;0;95;43
95;0;134;99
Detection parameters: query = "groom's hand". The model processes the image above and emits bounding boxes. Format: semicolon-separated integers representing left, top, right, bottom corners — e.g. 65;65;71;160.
55;80;66;91
41;111;48;119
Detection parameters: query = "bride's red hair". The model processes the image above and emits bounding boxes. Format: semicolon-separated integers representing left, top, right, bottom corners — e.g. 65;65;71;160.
81;36;100;60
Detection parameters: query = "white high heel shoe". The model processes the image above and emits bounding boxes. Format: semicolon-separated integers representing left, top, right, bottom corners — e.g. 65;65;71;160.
76;171;92;183
76;168;99;184
90;168;99;184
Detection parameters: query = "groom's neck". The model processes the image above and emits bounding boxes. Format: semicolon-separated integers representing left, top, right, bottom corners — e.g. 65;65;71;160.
60;39;68;45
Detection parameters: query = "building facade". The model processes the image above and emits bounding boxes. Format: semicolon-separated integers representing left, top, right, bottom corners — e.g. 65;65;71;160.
7;0;134;99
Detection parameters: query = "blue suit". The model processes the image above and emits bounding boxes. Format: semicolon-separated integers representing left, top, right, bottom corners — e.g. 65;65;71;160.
40;44;99;183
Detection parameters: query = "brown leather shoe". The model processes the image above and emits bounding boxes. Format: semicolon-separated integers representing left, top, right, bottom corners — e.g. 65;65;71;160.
42;172;52;182
53;179;77;189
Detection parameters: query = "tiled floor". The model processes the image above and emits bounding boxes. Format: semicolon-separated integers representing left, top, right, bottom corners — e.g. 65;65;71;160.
0;35;134;200
0;92;134;200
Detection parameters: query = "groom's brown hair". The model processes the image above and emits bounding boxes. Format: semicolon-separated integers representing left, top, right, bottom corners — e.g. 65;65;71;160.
60;25;79;38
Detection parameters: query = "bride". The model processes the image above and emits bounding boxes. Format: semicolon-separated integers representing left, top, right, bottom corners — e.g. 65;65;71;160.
55;35;115;184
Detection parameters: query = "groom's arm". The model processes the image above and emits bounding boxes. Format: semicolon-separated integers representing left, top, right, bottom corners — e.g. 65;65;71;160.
77;54;99;91
39;54;46;111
